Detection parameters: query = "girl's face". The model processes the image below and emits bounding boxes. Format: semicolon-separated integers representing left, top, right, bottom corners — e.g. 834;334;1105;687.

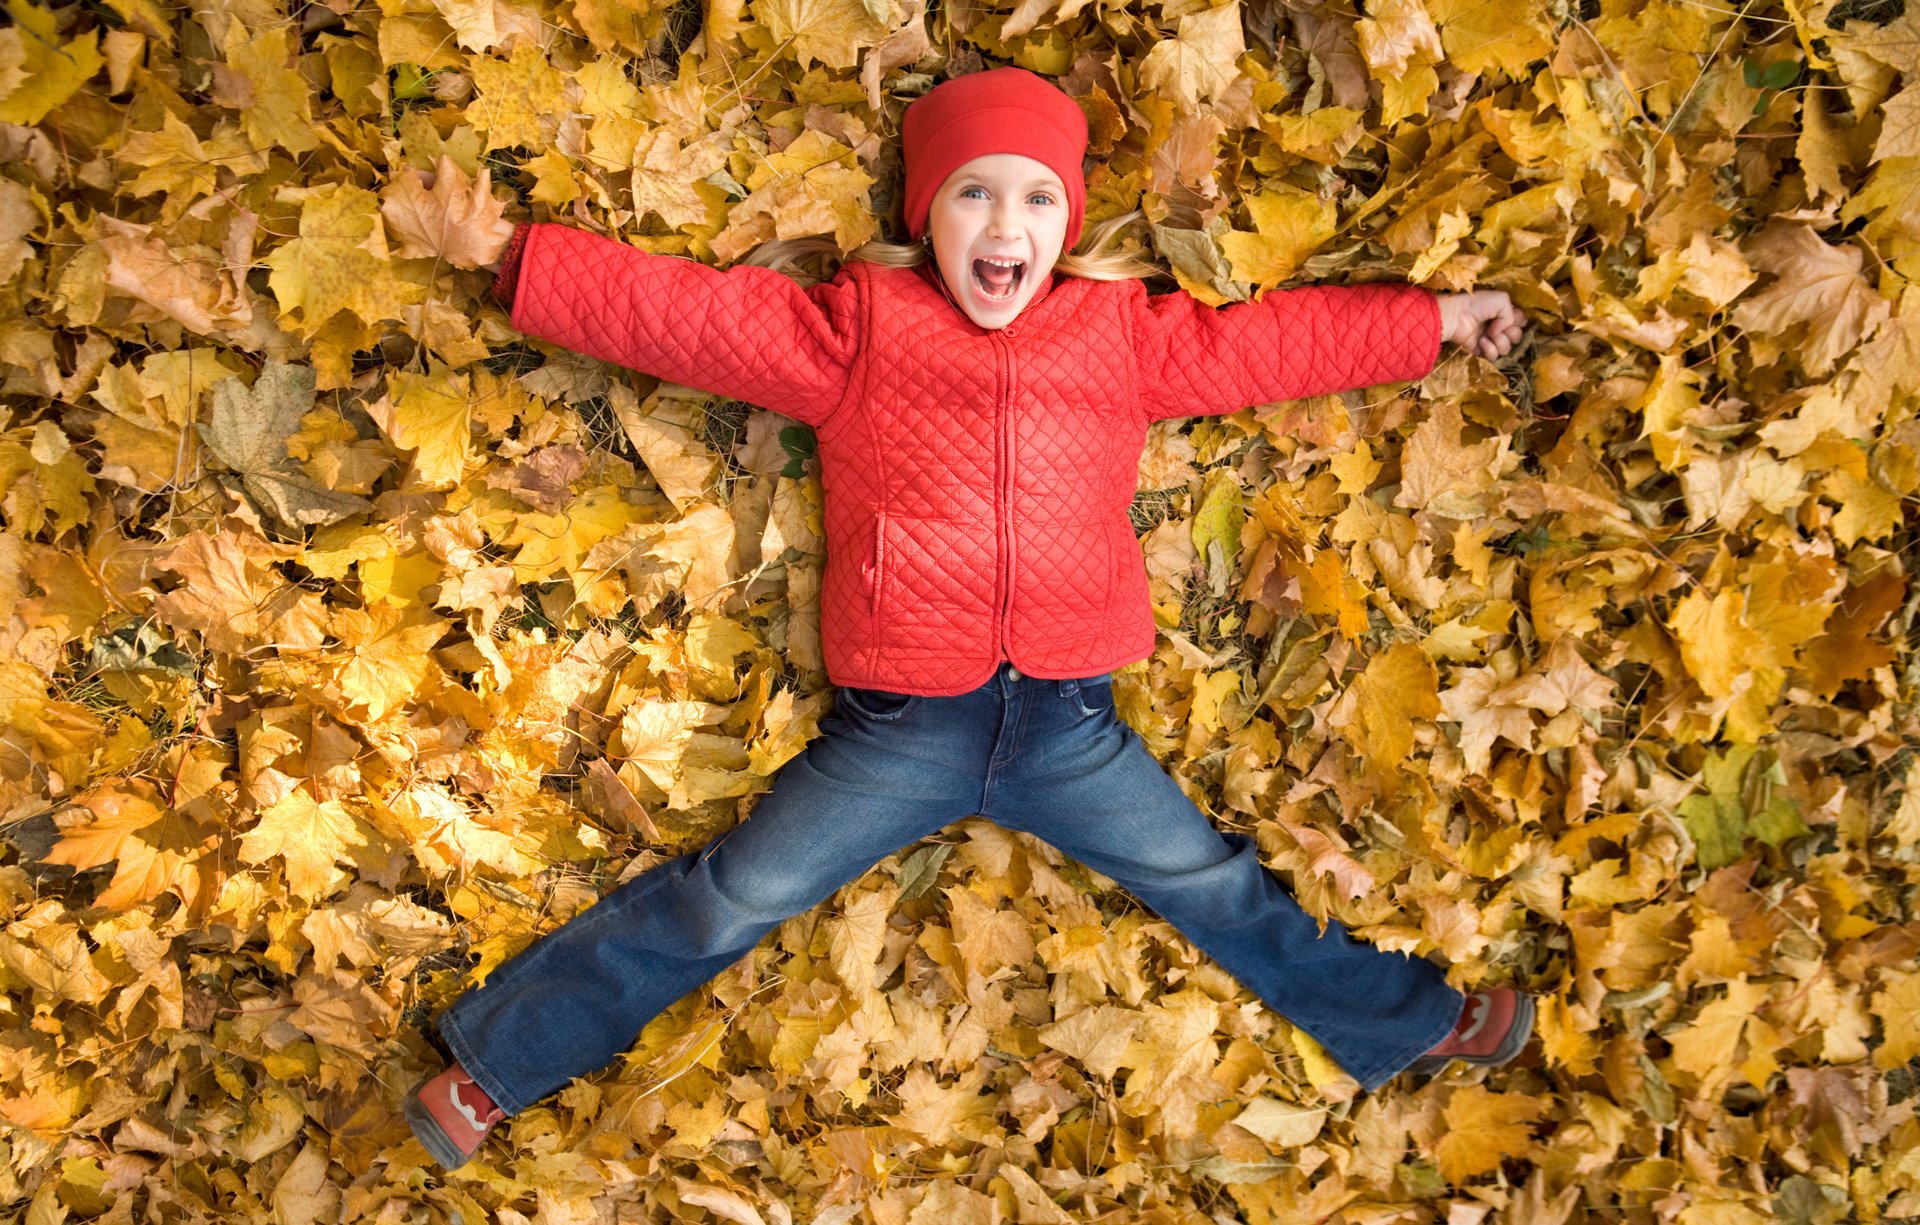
926;153;1069;330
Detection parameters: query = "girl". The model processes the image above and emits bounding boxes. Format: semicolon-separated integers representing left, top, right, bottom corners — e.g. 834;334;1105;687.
406;66;1532;1170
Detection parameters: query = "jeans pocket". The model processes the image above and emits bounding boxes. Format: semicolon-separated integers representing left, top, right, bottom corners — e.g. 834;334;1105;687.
839;686;919;721
1062;673;1115;719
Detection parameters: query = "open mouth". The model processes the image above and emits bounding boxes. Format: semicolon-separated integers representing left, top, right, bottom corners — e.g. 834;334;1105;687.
972;257;1025;303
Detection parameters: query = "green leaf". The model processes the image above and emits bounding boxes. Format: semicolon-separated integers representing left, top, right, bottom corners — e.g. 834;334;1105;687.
779;425;817;480
1679;744;1807;869
1679;791;1746;870
894;841;952;901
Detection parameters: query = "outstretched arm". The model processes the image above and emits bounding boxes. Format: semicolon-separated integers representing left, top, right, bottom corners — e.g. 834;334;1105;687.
1131;281;1442;423
488;222;863;428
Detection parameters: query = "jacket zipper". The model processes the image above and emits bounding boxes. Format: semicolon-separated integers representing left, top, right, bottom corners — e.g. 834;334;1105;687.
993;330;1017;657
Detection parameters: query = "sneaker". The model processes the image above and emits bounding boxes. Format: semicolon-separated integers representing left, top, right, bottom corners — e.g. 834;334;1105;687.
1405;987;1535;1076
405;1062;505;1169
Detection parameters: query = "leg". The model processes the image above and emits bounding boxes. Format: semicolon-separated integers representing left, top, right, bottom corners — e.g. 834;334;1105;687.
437;690;983;1114
990;675;1464;1091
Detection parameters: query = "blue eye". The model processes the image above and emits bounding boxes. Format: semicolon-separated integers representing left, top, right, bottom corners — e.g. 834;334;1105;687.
959;186;1057;205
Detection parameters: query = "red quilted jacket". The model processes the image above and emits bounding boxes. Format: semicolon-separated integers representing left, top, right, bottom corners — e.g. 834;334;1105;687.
493;223;1440;696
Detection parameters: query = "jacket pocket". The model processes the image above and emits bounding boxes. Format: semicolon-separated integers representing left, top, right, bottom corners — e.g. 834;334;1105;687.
863;512;888;615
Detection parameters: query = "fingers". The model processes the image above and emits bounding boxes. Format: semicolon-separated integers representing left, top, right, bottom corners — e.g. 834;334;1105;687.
1470;317;1525;360
1440;291;1527;359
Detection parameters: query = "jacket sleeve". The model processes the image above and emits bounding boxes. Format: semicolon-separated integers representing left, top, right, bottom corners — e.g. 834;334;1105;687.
499;222;863;427
1130;280;1441;422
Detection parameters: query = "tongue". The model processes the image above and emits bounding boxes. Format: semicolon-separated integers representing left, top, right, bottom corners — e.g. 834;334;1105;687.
976;261;1016;293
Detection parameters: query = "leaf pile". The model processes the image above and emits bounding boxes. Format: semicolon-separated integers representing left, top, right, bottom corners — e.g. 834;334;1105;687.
3;0;1919;1220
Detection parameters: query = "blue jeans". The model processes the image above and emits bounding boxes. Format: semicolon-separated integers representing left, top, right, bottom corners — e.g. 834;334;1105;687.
438;663;1463;1107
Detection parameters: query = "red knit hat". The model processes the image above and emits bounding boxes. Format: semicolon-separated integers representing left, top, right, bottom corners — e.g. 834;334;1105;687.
901;67;1089;252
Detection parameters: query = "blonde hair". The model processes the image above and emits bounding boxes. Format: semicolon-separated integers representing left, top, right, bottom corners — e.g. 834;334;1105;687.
735;209;1163;284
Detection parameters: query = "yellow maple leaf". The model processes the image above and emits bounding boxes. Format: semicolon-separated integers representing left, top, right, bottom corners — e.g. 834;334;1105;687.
1668;587;1770;701
1425;0;1553;77
1536;992;1602;1076
631;127;731;232
329;602;448;722
1669;977;1781;1088
888;1065;997;1146
616;698;731;795
684;610;765;691
264;182;427;337
0;0;104;125
503;486;652;585
365;368;473;489
1337;642;1441;771
379;155;517;269
1137;4;1245;111
42;783;213;912
612;387;723;511
711;130;879;261
571;0;668;53
463;42;563;152
1117;988;1221;1107
1871;969;1920;1069
98;217;245;337
116;112;224;221
1438;666;1538;775
289;970;397;1060
946;886;1037;979
1866;87;1920;164
1821;469;1905;547
522;148;582;208
153;528;328;656
751;0;892;71
1039;1005;1145;1081
1435;1084;1546;1182
1731;223;1892;377
1220;186;1337;290
220;23;319;156
238;790;369;902
1356;0;1442;76
1395;400;1514;515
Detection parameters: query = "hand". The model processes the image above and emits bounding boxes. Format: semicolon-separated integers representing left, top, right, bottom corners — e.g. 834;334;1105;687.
1437;290;1525;361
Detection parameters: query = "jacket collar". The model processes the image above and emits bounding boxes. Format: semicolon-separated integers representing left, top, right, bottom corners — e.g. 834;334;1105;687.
913;259;1061;335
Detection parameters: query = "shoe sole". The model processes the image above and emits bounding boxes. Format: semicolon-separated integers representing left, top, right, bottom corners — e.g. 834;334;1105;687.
1404;992;1536;1078
405;1089;479;1170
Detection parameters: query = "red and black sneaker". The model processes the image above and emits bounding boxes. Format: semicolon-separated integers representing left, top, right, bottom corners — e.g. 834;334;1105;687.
405;1061;506;1169
1406;987;1535;1076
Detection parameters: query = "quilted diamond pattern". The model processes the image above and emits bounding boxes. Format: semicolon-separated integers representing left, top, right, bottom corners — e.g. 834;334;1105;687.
510;224;862;424
504;224;1441;696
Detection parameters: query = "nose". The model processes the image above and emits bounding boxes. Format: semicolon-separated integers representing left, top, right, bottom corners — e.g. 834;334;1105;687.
987;199;1019;239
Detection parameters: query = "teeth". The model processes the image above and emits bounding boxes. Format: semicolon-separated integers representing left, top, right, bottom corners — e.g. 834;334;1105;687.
973;257;1023;302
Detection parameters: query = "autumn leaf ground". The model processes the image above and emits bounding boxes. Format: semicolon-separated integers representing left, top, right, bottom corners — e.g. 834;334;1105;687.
3;0;1920;1221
